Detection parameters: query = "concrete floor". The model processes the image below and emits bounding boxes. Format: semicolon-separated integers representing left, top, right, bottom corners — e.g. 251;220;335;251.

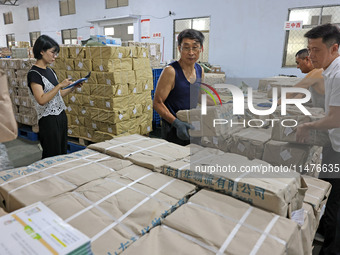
0;132;323;254
1;137;41;170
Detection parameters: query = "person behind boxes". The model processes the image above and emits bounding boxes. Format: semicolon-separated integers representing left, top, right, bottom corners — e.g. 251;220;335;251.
296;24;340;255
278;48;325;108
153;29;212;146
27;35;81;159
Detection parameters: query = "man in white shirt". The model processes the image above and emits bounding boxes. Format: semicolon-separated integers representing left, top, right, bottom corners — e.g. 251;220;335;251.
296;23;340;255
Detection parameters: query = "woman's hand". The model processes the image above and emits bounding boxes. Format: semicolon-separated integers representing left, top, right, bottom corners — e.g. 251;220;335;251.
58;78;73;89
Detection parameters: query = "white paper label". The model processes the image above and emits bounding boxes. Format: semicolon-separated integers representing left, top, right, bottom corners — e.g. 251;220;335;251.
213;137;218;145
133;88;137;93
23;101;27;106
147;126;151;132
81;109;86;115
291;208;304;226
147;105;151;111
117;89;122;95
99;65;103;71
284;127;293;136
133;108;137;114
68;129;73;134
67;106;72;112
24;117;28;123
67;65;71;71
145;84;148;90
119;114;124;120
156;54;160;60
77;87;82;92
280;149;292;161
71;96;76;102
75;118;79;125
118;52;123;58
78;62;83;69
150;45;156;56
76;48;80;55
92;123;97;129
108;127;113;133
237;143;246;152
143;52;146;57
15;98;19;104
106;102;111;108
87;133;92;138
90;100;94;106
23;81;27;87
9;88;13;94
106;79;111;85
192;121;201;131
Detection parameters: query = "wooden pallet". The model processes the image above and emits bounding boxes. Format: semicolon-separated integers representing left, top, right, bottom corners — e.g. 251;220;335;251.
67;136;92;146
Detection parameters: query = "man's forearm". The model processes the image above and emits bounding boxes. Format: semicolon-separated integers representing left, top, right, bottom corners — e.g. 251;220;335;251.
153;102;176;124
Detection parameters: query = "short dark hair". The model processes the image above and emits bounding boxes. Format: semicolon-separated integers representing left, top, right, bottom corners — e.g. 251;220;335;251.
177;29;204;47
295;48;309;58
304;23;340;48
33;35;60;60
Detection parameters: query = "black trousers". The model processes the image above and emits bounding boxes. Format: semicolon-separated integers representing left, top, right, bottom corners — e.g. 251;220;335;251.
319;146;340;255
38;110;67;159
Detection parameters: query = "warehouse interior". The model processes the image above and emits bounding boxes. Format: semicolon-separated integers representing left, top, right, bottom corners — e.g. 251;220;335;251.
0;0;339;254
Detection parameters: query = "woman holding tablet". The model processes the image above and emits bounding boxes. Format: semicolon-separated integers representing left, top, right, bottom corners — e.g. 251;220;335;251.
27;35;81;158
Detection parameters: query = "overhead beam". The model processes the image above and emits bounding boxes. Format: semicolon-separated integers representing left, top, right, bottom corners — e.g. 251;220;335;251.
0;0;19;6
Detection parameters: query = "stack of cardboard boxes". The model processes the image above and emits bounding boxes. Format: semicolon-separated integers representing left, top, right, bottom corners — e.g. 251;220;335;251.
0;58;37;126
123;41;162;68
50;45;153;142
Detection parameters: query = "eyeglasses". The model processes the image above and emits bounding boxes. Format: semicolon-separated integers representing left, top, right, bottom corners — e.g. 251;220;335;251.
181;46;201;52
48;50;59;57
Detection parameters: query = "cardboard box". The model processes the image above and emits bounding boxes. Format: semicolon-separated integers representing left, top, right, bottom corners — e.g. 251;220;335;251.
68;46;86;59
44;164;196;255
177;105;237;137
96;70;135;85
271;116;331;146
74;59;92;71
85;46;132;59
90;107;130;124
88;134;190;171
258;76;302;92
90;84;129;98
134;69;153;80
92;58;132;72
301;203;316;255
303;176;331;223
229;127;272;160
124;189;304;255
263;140;314;168
132;58;151;70
161;145;307;217
0;149;133;212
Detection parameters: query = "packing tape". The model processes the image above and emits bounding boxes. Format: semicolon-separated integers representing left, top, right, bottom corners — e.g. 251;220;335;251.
0;151;100;187
8;155;110;194
188;202;286;253
65;172;155;222
91;178;176;242
72;190;138;239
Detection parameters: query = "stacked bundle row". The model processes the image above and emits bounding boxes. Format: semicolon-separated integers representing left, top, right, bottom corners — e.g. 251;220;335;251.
0;58;37;126
50;46;154;142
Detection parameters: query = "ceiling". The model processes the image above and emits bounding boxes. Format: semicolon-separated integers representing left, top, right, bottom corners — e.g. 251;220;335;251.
0;0;19;6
